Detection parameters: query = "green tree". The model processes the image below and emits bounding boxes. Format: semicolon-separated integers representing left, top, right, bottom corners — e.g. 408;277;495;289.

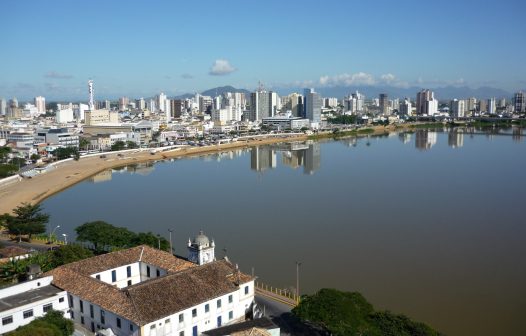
50;244;94;268
292;288;441;336
7;310;72;336
9;157;27;168
329;115;357;125
3;203;49;241
0;146;12;163
111;140;126;151
75;221;134;250
131;232;170;251
53;147;79;160
30;154;41;162
126;140;138;149
0;164;18;178
79;137;90;150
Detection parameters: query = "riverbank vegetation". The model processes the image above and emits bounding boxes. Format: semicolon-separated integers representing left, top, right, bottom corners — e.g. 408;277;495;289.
292;288;441;336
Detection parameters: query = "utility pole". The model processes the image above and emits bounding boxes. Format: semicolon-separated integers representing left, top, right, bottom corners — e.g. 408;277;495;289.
168;229;173;255
296;261;302;304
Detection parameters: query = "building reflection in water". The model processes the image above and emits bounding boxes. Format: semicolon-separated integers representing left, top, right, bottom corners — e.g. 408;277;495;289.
399;132;412;144
250;141;321;175
512;127;524;143
415;130;437;151
448;129;464;148
89;170;112;183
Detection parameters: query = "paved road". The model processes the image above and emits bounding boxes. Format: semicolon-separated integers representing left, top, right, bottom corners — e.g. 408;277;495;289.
0;237;57;252
255;294;328;336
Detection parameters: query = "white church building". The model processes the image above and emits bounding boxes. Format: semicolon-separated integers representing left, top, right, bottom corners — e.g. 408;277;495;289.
49;231;255;336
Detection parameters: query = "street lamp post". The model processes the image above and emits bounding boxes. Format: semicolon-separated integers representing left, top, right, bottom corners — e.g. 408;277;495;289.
62;234;67;245
296;261;302;304
49;225;60;244
168;229;173;255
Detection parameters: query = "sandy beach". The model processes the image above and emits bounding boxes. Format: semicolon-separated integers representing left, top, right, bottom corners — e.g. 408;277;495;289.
0;124;407;215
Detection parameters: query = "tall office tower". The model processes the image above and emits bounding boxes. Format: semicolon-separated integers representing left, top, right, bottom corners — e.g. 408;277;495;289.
478;99;487;113
249;89;270;121
104;100;111;110
304;88;322;123
10;97;18;108
498;98;506;108
136;98;146;110
450;99;466;118
88;80;95;111
379;93;389;115
199;96;213;114
147;99;156;113
119;97;129;111
268;91;279;117
0;98;6;115
34;96;46;114
416;89;438;115
346;91;365;113
399;98;412;115
171;99;185;118
157;92;167;112
487;98;496;114
514;91;525;113
286;93;302;117
164;99;171;122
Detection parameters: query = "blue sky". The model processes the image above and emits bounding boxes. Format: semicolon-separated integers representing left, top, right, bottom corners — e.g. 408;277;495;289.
1;0;525;100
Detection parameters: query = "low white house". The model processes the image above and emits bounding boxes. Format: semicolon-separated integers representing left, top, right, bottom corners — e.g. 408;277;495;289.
0;275;69;334
50;232;255;336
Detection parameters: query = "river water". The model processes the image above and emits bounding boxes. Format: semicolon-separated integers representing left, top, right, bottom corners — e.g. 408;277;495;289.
42;127;526;336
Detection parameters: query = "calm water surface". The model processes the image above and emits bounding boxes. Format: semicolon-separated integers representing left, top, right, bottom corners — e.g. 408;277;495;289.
42;128;526;336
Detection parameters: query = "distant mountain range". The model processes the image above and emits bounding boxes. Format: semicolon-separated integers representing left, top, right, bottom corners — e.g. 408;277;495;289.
171;84;516;101
173;85;251;99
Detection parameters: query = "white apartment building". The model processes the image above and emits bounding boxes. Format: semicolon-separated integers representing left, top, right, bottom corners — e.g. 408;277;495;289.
0;276;68;334
34;96;46;114
450;99;466;118
50;235;255;336
56;108;75;123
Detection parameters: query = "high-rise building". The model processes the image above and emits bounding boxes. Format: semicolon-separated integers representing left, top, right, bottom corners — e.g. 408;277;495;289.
0;98;6;115
379;93;389;115
487;98;496;114
466;97;477;115
514;91;525;113
9;97;18;108
450;99;466;118
478;99;487;113
157;92;167;112
171;99;185;118
416;89;438;115
104;100;111;110
399;98;412;115
249;90;270;121
136;98;146;110
34;96;46;114
269;91;279;117
286;93;303;117
119;97;129;111
303;88;322;123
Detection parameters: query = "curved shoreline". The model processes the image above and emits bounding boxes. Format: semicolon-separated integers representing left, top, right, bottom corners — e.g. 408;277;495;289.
0;125;405;214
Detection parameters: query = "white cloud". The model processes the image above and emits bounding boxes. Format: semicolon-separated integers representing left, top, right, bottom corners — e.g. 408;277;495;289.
44;71;73;79
209;59;236;76
318;72;409;88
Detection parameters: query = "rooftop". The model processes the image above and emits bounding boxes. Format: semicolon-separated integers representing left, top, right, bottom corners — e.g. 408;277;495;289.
203;317;278;336
49;245;253;326
0;285;63;313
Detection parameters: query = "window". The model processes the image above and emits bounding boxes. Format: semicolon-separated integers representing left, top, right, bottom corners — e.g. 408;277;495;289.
156;269;160;277
217;299;221;308
23;309;33;319
59;297;65;303
179;331;184;336
179;314;184;323
128;280;132;286
130;324;134;331
127;266;131;277
117;318;121;328
192;308;197;318
146;265;151;277
150;325;156;330
2;316;13;325
43;303;53;312
245;286;249;295
111;270;116;282
228;294;233;303
96;274;100;280
80;300;84;313
81;316;84;324
101;310;105;324
90;304;94;318
68;294;73;308
205;304;209;313
229;311;233;320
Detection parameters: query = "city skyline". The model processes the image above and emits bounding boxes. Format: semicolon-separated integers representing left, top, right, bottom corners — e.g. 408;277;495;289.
1;0;525;100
